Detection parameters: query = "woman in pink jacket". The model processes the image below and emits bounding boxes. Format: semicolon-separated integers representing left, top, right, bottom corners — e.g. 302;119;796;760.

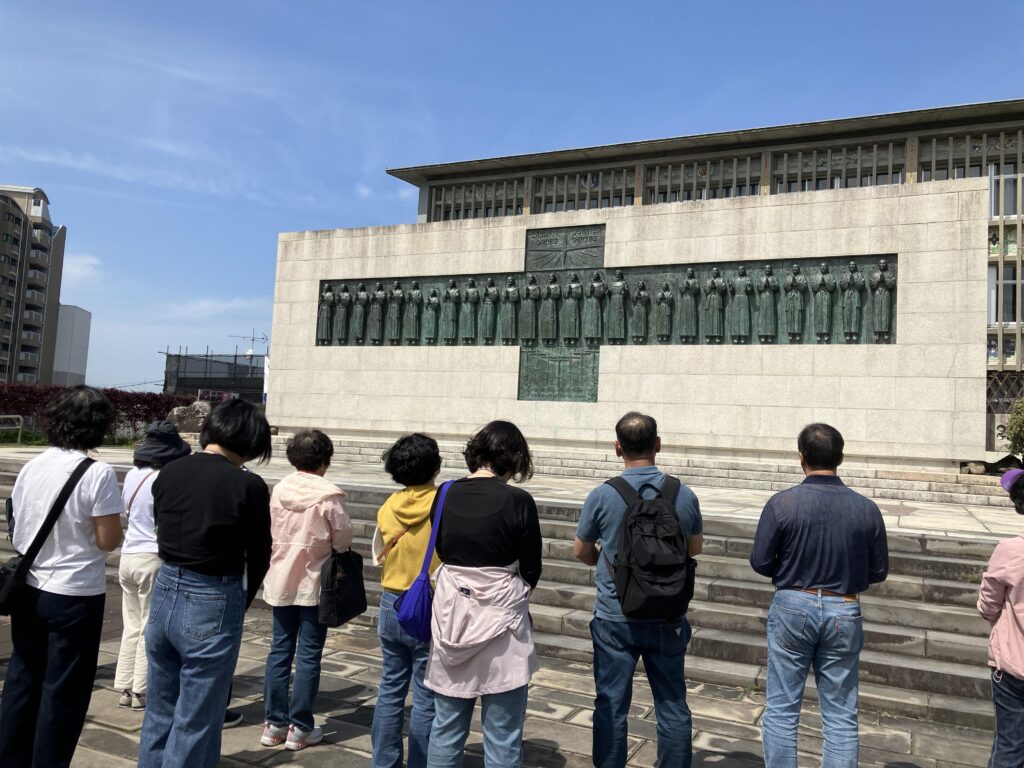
979;469;1024;767
260;430;352;752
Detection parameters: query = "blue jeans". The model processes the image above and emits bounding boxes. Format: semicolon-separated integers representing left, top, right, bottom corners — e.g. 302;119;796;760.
990;668;1024;768
373;591;435;768
264;605;328;732
137;565;245;768
426;685;529;768
590;616;693;768
762;590;864;768
0;586;105;768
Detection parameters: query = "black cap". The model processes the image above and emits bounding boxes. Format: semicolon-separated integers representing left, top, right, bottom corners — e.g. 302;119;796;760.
134;420;192;466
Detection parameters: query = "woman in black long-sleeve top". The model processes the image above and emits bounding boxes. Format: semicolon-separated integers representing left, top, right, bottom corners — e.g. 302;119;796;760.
426;420;542;768
137;399;272;768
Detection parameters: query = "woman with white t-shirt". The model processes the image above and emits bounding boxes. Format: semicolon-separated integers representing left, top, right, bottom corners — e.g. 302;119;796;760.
0;386;125;768
113;420;191;711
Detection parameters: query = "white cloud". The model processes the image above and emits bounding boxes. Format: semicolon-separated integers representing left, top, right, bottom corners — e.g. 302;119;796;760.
397;186;417;199
165;296;272;319
62;253;102;285
355;183;373;199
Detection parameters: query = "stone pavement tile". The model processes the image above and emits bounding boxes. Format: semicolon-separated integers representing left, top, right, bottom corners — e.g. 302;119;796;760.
262;745;373;766
692;714;761;744
527;697;579;722
520;715;640;758
909;732;992;767
564;707;658;742
71;744;138;768
77;725;141;762
85;686;146;733
685;693;764;725
532;685;649;719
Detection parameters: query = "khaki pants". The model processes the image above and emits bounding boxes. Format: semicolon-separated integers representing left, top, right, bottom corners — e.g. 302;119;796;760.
114;553;163;693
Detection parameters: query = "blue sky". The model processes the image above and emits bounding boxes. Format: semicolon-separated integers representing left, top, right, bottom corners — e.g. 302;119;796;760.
2;0;1022;389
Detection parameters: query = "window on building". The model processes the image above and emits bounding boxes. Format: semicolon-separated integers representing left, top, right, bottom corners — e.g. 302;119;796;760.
989;263;1019;324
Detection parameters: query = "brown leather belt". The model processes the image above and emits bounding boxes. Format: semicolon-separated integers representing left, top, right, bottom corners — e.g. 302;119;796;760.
790;587;859;601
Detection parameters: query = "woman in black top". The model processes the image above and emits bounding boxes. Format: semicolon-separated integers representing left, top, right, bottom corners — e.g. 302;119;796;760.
137;400;272;768
425;421;542;768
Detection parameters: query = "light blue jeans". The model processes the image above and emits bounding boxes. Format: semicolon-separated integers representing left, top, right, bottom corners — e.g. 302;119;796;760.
762;589;864;768
372;591;435;768
137;565;244;768
426;685;529;768
264;605;328;732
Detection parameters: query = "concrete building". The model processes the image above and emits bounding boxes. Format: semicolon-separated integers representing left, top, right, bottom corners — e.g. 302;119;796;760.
163;351;266;404
0;186;65;385
52;304;91;386
270;99;1024;470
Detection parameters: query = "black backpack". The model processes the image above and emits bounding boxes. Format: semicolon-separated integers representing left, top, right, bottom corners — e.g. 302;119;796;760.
606;476;697;621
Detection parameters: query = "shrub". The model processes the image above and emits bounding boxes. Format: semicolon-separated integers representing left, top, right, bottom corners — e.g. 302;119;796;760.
1004;398;1024;458
0;384;192;441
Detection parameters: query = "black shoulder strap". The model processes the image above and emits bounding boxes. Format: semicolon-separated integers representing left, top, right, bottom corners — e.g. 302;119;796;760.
605;476;640;505
658;475;681;505
16;458;96;573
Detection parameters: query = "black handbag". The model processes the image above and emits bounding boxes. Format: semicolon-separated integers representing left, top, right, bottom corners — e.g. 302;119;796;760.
0;458;95;616
318;548;367;628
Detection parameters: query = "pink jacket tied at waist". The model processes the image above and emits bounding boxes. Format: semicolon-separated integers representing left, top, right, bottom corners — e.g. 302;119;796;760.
977;534;1024;681
425;563;538;698
262;471;353;607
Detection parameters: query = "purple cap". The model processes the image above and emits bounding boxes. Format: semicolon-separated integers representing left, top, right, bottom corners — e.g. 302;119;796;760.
1000;469;1024;492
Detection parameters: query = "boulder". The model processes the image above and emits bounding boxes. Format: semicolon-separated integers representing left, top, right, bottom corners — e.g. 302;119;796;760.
166;400;212;434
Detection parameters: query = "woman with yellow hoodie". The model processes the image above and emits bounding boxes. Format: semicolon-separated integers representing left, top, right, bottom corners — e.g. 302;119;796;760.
371;433;442;768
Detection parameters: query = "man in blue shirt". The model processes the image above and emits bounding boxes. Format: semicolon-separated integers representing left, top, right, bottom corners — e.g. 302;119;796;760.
574;412;703;768
750;423;888;768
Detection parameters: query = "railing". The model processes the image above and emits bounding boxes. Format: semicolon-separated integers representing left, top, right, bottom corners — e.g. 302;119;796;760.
14;373;36;384
18;351;39;364
28;250;48;267
25;269;46;286
22;309;42;324
31;229;50;247
0;415;23;444
24;289;45;305
19;330;40;345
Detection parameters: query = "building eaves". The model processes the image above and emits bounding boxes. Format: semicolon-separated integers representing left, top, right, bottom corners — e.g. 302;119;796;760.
386;98;1024;185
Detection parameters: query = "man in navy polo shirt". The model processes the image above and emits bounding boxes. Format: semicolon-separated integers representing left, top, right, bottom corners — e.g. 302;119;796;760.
750;423;888;768
574;412;703;768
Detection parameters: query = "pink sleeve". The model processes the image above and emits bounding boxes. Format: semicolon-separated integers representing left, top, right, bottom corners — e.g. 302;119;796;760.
978;542;1009;624
326;496;353;552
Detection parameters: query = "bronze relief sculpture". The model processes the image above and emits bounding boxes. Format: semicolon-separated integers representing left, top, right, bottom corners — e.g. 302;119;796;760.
520;274;540;345
870;259;896;342
404;281;422;344
728;266;754;344
562;272;583;345
757;266;779;343
316;285;334;346
539;275;560;346
481;277;499;345
461;278;480;344
584;271;606;346
368;281;387;345
441;279;460;345
632;280;650;344
500;276;519;345
607;269;628;344
655;282;673;342
703;267;727;344
334;284;351;345
386;280;404;345
678;268;700;343
840;262;866;343
812;264;837;343
423;288;439;344
783;265;808;343
352;283;369;344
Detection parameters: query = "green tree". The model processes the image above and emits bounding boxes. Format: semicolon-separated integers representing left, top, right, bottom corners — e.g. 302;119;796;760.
1004;398;1024;457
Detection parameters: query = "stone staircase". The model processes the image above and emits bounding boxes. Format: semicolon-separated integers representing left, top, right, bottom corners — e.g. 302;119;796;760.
0;459;1001;732
273;435;1013;508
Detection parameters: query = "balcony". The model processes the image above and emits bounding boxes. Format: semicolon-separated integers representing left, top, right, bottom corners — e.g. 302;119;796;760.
20;330;40;345
22;309;42;324
18;351;39;365
28;250;48;267
15;373;36;384
31;229;51;248
25;269;46;287
24;289;45;305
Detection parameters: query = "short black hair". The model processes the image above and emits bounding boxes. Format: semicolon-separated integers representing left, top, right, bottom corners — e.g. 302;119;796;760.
43;386;113;450
463;420;533;483
382;433;442;486
615;412;658;458
286;429;334;472
199;399;272;464
797;423;844;471
1009;475;1024;516
134;459;161;470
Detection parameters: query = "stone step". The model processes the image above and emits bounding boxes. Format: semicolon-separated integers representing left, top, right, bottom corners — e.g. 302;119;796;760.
344;592;995;731
688;627;991;699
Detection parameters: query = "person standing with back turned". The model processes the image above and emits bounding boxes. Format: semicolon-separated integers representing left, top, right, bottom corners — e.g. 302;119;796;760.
750;423;888;768
574;412;704;768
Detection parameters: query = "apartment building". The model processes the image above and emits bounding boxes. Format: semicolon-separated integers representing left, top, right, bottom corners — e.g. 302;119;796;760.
0;186;65;384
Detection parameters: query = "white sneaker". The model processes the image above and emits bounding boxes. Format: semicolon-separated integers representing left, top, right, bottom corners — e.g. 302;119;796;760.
285;725;324;751
117;689;133;708
260;722;289;747
130;692;145;711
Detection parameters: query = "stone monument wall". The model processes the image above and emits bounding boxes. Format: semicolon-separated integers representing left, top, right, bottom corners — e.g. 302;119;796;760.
270;178;988;465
